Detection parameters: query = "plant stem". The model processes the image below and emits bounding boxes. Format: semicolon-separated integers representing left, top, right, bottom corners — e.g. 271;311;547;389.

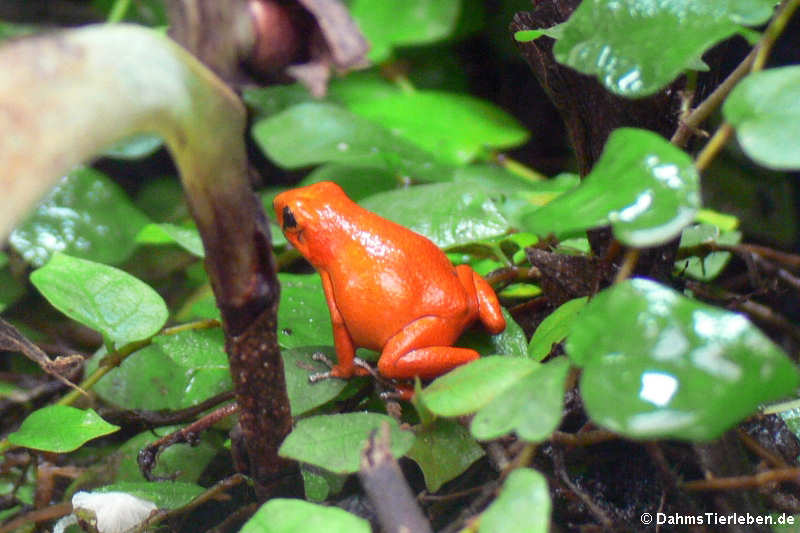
752;0;800;73
694;123;733;172
107;0;132;23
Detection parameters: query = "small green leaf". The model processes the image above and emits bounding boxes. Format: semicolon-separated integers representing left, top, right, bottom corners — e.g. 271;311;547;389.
360;183;509;247
300;164;398;201
136;223;205;257
514;29;544;42
407;419;485;492
277;273;334;349
528;297;588;361
94;481;204;509
521;128;699;247
252;102;451;183
552;0;774;97
480;468;551;533
10;167;149;267
241;499;370;533
102;133;164;159
279;413;415;474
695;208;739;232
0;267;25;313
567;278;799;440
8;405;119;452
675;224;741;281
283;346;360;416
724;66;800;170
243;84;314;118
422;356;540;417
30;253;168;348
471;358;568;442
300;464;347;502
350;0;461;62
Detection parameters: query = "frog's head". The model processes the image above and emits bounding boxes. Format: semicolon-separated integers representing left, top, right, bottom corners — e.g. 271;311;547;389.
273;181;352;262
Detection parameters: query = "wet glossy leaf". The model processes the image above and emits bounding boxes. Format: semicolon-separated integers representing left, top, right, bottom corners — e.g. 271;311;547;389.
91;329;231;410
675;224;741;281
345;90;529;165
553;0;774;97
30;253;168;348
567;278;799;440
350;0;461;62
94;482;204;509
8;405;119;452
360;182;509;247
407;419;485;492
521;128;699;247
422;356;540;417
724;66;800;170
252;102;451;183
300;164;398;201
136;223;205;257
241;499;370;533
277;273;333;348
10;167;149;267
480;468;550;533
471;358;568;442
279;413;415;474
283;346;360;416
528;297;588;361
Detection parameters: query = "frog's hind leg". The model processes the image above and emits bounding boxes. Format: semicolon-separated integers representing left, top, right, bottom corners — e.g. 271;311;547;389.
455;264;505;335
377;316;479;380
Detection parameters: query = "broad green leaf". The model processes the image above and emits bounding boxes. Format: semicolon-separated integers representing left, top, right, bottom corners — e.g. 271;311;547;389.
91;329;231;410
458;309;528;358
30;253;168;348
136;223;205;257
283;346;360;416
528;297;588;361
360;182;509;247
300;164;399;201
350;0;461;62
471;358;568;442
94;481;204;509
0;267;25;313
480;468;550;533
552;0;774;97
241;499;370;533
723;66;800;170
567;278;799;441
407;419;485;492
422;356;539;417
345;90;529;165
675;224;741;281
279;413;415;474
8;405;119;452
10;167;149;267
135;178;188;223
243;84;314;118
277;273;334;348
521;128;699;247
252;102;452;183
110;427;221;483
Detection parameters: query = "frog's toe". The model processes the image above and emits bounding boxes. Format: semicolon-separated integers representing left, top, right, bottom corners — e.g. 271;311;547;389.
308;370;333;383
311;351;335;367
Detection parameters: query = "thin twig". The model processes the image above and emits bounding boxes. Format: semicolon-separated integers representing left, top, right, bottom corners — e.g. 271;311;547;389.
683;467;800;491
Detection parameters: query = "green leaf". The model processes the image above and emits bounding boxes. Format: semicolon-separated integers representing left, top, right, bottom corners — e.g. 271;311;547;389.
136;223;205;257
567;278;799;441
10;167;149;267
252;102;451;183
360;182;509;247
528;297;588;361
552;0;774;97
300;164;398;202
675;224;741;281
723;66;800;170
101;133;163;159
243;84;314;118
480;468;551;533
283;346;360;416
521;128;699;247
300;464;347;502
407;418;485;492
94;481;204;509
471;358;568;442
8;405;119;452
91;328;231;410
350;0;462;62
345;90;529;165
0;267;25;313
30;253;168;348
422;356;539;417
241;499;370;533
277;273;334;349
279;413;415;474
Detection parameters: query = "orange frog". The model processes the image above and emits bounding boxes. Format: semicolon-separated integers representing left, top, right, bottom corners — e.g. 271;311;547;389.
273;181;505;386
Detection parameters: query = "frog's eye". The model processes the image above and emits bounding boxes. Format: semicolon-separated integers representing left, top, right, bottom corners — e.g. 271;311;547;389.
282;205;298;230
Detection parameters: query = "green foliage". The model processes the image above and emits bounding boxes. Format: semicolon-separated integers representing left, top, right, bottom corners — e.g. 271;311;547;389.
407;419;485;491
94;481;205;509
241;499;370;533
479;468;551;533
528;297;587;360
8;406;119;452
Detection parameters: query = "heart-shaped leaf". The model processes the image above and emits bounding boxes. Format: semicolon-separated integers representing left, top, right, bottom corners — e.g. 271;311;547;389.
8;405;119;452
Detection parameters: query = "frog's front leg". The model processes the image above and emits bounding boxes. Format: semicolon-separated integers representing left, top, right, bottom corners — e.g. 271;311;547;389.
377;316;479;380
